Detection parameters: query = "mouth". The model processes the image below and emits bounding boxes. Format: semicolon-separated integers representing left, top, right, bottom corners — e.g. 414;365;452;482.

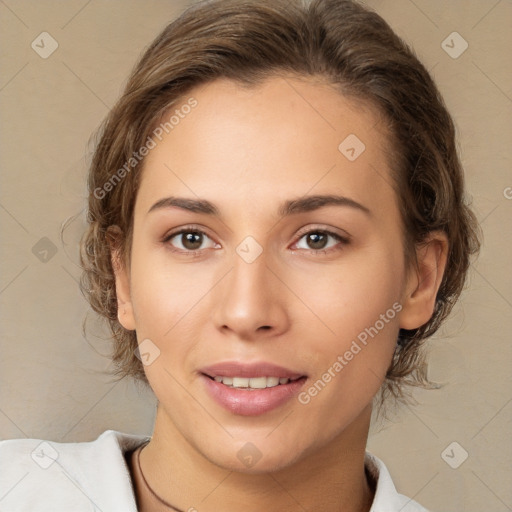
199;361;308;416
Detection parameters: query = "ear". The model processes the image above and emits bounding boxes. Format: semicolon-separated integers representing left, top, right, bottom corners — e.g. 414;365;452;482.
108;227;136;331
399;231;449;330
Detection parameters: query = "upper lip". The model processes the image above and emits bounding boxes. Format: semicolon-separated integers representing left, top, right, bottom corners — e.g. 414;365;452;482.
200;361;306;379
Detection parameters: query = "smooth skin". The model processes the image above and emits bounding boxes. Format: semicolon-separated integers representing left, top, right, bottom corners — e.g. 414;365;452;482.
113;75;448;512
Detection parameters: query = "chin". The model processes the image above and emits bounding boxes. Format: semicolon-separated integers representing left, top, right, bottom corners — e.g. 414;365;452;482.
217;450;303;475
200;433;311;475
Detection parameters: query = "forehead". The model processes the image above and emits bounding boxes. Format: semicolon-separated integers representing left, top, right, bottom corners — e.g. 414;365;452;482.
136;75;397;217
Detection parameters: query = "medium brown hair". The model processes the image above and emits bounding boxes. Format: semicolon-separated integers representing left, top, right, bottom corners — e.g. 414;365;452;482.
80;0;481;403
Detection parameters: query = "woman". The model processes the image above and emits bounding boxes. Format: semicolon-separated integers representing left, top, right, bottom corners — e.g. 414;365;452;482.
0;0;480;510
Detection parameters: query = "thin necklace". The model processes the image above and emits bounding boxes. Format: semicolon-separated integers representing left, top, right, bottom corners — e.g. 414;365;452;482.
136;442;185;512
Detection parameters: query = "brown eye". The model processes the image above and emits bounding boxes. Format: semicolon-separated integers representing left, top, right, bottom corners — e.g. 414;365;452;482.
181;232;203;250
306;232;328;250
293;230;347;253
166;229;218;252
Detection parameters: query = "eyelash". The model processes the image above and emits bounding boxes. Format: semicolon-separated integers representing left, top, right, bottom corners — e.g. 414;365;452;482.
162;226;218;257
293;227;350;255
162;225;350;257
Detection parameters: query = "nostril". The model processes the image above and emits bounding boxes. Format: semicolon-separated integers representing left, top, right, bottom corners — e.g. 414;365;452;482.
258;325;272;331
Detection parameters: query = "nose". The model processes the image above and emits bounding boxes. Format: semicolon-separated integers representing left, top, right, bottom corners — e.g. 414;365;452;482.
211;252;290;341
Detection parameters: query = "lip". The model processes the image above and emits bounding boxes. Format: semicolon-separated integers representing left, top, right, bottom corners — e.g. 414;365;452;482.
199;361;307;416
200;361;304;379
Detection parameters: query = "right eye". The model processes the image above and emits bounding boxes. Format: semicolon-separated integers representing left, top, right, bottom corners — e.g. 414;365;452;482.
164;228;219;254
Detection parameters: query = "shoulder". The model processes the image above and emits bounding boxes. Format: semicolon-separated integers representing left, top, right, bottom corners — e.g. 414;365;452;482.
0;430;149;512
366;452;429;512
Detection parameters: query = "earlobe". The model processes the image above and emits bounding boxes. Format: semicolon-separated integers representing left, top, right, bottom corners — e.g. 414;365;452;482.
108;228;136;331
399;231;449;331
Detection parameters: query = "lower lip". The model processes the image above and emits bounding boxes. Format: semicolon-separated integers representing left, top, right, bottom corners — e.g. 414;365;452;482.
201;375;307;416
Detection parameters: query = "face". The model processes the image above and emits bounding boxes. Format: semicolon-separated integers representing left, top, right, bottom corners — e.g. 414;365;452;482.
114;75;443;473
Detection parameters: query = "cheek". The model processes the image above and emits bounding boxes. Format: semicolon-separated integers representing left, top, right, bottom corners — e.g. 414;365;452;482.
129;242;209;331
291;250;404;342
127;242;227;386
295;286;401;437
128;255;207;393
290;248;404;409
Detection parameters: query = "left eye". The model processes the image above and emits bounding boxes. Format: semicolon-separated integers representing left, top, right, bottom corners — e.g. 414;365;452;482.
294;231;344;251
167;231;218;251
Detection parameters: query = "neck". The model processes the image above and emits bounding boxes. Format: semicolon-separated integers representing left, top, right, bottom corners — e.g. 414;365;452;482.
140;405;374;512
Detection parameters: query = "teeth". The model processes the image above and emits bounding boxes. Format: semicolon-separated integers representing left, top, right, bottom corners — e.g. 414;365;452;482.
212;376;294;389
232;377;250;388
247;377;266;389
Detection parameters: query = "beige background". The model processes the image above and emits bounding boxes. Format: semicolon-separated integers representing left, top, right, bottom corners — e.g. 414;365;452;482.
0;1;510;510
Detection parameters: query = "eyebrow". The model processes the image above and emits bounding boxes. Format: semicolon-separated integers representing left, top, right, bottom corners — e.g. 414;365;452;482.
148;194;371;217
279;194;370;217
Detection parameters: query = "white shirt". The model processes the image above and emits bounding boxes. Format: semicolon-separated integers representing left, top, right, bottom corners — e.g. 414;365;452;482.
0;430;428;511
